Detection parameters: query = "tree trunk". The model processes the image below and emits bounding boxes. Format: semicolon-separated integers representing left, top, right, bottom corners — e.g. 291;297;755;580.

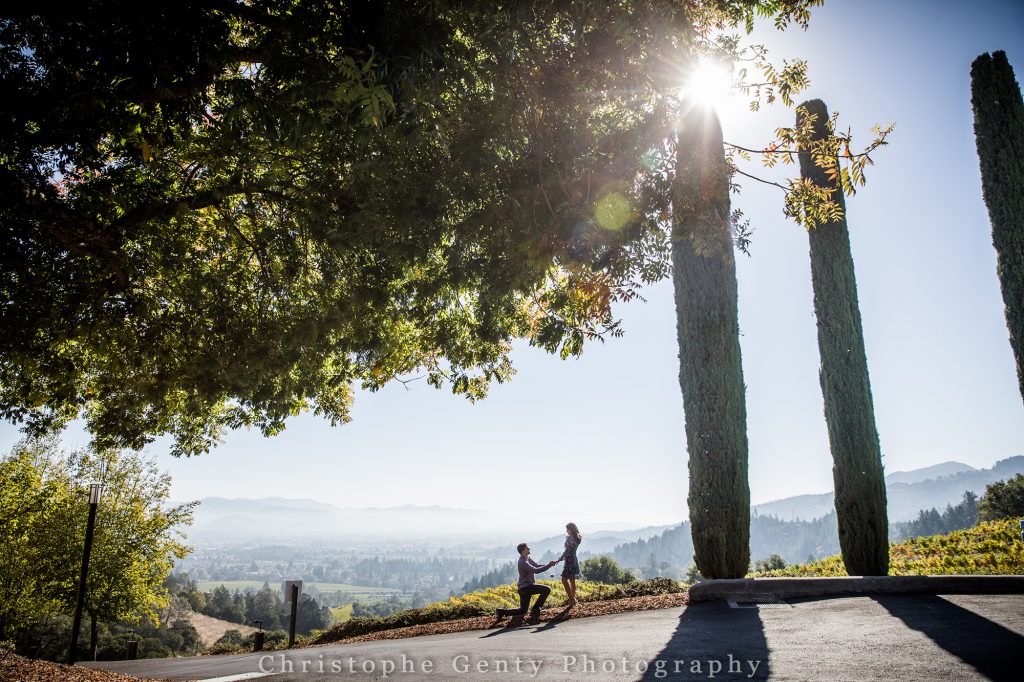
971;51;1024;406
89;610;98;661
797;99;889;576
672;104;751;579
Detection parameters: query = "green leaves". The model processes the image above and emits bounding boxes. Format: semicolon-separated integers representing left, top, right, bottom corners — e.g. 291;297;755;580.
724;104;894;230
333;55;396;129
0;438;192;635
1;0;840;455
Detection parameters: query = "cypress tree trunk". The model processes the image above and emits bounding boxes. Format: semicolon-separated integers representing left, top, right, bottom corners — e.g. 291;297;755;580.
971;51;1024;406
797;99;889;576
672;105;750;579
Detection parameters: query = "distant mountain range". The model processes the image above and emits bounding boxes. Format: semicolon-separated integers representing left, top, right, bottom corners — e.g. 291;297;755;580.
186;497;541;541
183;455;1023;545
606;456;1024;568
497;525;676;560
752;456;1024;522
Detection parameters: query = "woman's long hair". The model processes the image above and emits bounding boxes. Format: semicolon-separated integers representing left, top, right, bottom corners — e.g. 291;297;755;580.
566;522;582;543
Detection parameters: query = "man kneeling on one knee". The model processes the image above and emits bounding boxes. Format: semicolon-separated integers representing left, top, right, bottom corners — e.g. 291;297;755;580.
496;543;560;623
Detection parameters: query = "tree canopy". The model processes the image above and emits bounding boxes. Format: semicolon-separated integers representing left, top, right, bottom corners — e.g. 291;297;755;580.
1;1;843;455
978;473;1024;522
0;438;193;641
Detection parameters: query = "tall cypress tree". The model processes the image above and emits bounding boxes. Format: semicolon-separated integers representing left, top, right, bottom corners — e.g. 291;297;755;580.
672;105;750;579
971;51;1024;406
798;99;889;576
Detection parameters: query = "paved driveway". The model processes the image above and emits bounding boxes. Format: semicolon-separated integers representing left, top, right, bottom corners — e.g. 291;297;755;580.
83;594;1024;681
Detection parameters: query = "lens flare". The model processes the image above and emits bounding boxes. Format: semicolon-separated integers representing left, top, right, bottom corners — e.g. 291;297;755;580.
686;59;732;109
594;192;632;231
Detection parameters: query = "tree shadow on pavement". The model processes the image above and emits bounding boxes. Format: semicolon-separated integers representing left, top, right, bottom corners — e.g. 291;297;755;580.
871;594;1024;681
641;601;770;681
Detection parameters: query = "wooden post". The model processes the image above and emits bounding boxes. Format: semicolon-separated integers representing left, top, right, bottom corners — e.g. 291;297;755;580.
288;583;299;648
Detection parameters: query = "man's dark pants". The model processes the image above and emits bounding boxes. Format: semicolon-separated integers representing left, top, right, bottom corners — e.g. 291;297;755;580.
497;584;550;618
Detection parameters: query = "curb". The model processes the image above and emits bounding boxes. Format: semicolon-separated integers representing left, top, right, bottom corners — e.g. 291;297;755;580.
687;575;1024;602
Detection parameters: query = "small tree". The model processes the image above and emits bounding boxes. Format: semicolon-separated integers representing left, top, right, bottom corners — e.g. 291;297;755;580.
58;448;195;656
245;586;283;631
752;554;787;573
0;438;193;655
0;438;73;640
977;474;1024;521
581;556;636;585
295;594;332;635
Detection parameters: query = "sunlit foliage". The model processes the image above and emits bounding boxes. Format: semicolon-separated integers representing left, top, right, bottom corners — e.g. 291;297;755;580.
2;1;844;455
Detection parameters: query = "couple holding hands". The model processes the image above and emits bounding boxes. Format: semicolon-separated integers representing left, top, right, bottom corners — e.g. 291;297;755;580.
495;522;582;624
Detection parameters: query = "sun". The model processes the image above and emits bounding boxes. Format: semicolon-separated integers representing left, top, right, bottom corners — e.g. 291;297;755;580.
686;59;733;109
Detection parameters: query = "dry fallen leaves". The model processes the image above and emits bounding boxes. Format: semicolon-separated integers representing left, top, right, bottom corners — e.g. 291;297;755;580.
329;592;690;645
3;592;690;680
0;654;193;682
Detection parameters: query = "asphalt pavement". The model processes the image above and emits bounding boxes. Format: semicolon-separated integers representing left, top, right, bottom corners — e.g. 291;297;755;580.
82;594;1024;681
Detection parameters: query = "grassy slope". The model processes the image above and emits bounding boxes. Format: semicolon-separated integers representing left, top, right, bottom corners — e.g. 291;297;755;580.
330;604;353;622
189;612;258;646
753;517;1024;577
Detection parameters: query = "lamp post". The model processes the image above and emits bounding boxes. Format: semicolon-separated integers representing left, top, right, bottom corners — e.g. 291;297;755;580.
67;483;101;664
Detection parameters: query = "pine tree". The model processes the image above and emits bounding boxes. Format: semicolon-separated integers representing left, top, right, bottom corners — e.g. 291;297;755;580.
797;99;889;576
672;105;751;579
971;51;1024;406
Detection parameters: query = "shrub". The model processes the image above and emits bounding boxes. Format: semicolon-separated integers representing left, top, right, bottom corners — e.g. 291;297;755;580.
581;556;636;584
139;637;170;659
752;554;787;573
215;629;244;646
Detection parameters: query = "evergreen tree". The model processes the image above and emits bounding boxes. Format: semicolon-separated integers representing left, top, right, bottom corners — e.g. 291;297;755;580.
900;491;980;539
295;594;332;635
971;51;1024;406
797;99;889;576
245;586;282;631
978;474;1024;521
672;105;751;579
205;586;240;623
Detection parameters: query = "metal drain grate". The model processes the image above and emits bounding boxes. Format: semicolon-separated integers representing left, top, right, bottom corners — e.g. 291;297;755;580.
727;599;789;609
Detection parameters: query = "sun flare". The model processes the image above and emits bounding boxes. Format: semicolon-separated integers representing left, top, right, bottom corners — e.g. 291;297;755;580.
686;59;733;109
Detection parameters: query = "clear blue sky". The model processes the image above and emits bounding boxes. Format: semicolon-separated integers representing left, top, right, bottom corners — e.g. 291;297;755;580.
2;0;1022;530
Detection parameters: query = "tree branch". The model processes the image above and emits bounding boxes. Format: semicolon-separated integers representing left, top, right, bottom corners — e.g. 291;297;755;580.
730;165;788;191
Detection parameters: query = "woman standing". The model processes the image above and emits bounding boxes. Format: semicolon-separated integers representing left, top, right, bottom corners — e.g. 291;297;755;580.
559;522;583;606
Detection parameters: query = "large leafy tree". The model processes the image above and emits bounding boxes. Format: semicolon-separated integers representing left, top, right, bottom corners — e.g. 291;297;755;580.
62;449;195;657
0;1;830;456
971;51;1024;407
0;437;73;640
796;99;888;576
0;439;193;652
